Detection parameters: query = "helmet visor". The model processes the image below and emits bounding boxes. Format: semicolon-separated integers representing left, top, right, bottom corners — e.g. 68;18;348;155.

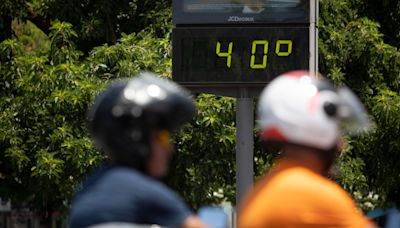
337;87;372;134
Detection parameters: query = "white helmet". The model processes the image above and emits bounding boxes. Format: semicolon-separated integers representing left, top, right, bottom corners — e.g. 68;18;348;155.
258;70;371;151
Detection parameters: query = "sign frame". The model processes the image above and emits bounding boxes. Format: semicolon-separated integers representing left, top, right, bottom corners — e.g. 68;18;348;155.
173;0;310;25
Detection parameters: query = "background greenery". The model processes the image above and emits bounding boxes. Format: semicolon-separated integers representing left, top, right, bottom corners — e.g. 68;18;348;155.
0;0;399;225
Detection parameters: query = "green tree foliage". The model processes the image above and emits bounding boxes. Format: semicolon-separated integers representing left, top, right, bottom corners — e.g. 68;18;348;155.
360;0;400;48
12;20;50;54
0;0;29;40
0;22;103;222
44;0;172;52
1;0;171;53
319;0;400;210
0;20;177;222
169;94;237;208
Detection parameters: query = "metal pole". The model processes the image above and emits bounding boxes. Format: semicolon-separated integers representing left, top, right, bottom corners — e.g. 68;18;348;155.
310;0;319;75
236;96;254;206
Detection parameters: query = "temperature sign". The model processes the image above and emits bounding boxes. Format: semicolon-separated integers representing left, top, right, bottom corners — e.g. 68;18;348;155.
173;27;309;85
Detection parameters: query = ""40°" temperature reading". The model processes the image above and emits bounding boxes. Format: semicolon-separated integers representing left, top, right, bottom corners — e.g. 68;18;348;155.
215;40;293;69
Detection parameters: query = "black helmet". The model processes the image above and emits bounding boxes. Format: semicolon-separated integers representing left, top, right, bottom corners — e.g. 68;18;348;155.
88;72;196;170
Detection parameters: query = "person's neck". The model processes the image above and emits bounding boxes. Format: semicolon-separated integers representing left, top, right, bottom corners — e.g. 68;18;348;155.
281;146;325;175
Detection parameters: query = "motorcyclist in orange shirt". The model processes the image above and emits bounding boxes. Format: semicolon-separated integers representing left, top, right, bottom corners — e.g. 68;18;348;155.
239;70;376;228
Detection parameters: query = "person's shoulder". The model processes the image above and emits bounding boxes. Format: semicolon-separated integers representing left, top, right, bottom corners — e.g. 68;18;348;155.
242;167;371;227
99;166;139;182
270;168;342;196
275;168;357;205
104;166;142;178
109;167;178;195
103;167;157;187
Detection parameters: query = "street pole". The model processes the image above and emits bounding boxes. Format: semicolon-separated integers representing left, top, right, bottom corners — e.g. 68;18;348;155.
310;0;319;75
235;93;254;206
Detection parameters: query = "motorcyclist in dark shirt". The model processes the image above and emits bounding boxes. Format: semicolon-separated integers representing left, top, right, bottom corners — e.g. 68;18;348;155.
69;72;205;228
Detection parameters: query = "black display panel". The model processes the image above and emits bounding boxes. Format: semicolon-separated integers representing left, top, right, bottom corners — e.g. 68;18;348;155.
173;0;310;24
173;27;309;85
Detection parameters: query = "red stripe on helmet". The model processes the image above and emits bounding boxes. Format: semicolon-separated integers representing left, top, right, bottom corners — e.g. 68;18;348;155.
309;93;320;113
283;70;311;78
262;127;286;141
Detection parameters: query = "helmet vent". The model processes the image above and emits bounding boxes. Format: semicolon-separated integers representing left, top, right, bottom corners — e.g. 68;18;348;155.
323;102;337;117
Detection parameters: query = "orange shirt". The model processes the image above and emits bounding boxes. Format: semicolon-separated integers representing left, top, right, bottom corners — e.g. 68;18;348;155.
238;159;374;228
